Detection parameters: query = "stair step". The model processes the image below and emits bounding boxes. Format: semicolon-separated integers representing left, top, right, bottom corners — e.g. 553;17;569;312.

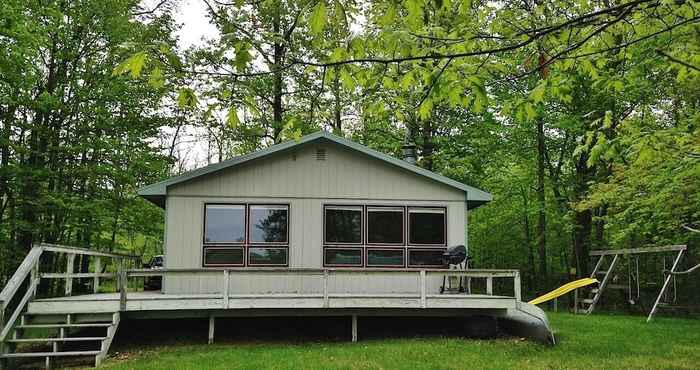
16;323;112;329
581;299;594;304
7;337;107;343
596;270;609;275
0;350;101;358
590;288;599;294
606;284;628;290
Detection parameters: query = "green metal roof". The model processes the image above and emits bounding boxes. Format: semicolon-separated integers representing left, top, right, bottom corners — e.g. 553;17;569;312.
138;131;492;209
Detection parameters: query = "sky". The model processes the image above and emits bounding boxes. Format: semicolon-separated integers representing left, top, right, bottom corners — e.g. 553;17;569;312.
173;0;219;49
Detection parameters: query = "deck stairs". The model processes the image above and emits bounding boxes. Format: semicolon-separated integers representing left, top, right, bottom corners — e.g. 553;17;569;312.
0;311;120;369
578;253;620;314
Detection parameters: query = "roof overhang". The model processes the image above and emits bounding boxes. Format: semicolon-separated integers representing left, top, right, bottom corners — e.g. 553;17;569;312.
137;131;493;209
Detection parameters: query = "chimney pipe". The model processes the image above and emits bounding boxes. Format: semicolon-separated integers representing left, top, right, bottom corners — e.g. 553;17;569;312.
402;130;417;165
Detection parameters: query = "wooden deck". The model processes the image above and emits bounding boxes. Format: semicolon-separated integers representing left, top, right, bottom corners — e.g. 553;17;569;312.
28;291;519;315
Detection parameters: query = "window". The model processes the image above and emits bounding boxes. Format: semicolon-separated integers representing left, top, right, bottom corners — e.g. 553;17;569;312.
203;203;289;267
366;249;404;267
248;247;288;266
366;207;404;245
204;247;244;266
249;205;289;243
204;204;245;243
408;249;446;267
323;204;449;269
408;208;446;245
324;206;362;244
324;248;362;267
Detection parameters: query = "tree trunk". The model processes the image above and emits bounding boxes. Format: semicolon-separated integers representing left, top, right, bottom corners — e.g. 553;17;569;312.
272;7;284;142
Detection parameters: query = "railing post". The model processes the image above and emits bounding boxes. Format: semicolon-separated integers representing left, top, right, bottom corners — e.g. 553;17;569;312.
65;253;75;296
486;276;493;296
118;259;127;311
323;269;329;308
93;257;101;294
420;270;426;308
514;272;522;308
222;270;229;309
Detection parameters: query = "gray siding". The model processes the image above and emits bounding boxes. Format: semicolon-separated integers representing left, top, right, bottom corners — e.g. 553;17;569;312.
163;143;467;294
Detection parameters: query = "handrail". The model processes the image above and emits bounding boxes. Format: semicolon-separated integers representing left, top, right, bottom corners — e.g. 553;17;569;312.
37;243;140;259
0;243;140;344
589;245;687;256
123;268;523;310
126;267;519;275
0;246;43;308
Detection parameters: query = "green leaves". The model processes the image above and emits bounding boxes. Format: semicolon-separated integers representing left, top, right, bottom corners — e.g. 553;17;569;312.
310;1;327;35
113;51;147;78
468;77;488;113
226;108;240;128
234;43;252;72
529;81;547;104
177;88;198;109
148;67;165;89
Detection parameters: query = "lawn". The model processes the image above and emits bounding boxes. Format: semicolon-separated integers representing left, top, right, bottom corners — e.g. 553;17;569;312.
95;313;700;370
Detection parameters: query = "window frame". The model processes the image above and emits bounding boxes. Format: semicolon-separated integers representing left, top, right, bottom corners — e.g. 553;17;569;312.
407;207;448;247
407;248;447;268
365;205;406;246
247;204;290;245
202;203;247;245
202;202;290;268
203;246;245;267
323;247;364;268
365;247;406;268
247;246;289;267
323;205;364;245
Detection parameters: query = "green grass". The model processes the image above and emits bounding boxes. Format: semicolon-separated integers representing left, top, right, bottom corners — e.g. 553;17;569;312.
96;313;700;370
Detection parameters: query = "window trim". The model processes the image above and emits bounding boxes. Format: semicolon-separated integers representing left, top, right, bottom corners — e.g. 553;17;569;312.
407;206;448;247
407;248;447;268
323;246;364;268
247;246;289;267
203;246;245;267
365;205;405;246
203;203;247;245
365;247;406;268
323;205;364;245
247;204;290;245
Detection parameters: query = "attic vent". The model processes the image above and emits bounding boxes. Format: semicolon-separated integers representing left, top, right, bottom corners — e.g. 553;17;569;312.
316;148;327;161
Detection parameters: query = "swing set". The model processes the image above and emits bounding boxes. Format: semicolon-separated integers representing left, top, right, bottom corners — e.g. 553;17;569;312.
530;245;699;321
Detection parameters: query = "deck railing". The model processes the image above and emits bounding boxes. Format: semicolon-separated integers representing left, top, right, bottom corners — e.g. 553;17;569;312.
126;268;522;310
0;244;140;341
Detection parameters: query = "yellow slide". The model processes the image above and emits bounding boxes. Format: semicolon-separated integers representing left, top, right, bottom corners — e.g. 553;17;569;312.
528;278;599;305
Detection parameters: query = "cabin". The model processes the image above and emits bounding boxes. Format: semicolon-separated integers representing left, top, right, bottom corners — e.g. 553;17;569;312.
0;131;553;369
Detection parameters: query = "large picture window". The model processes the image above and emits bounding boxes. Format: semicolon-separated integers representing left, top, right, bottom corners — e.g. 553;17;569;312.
323;204;449;268
324;206;362;244
366;207;404;245
204;204;245;243
203;203;289;267
408;207;446;246
249;205;289;243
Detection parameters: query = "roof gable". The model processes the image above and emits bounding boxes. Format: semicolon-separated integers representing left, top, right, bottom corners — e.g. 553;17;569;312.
138;131;492;209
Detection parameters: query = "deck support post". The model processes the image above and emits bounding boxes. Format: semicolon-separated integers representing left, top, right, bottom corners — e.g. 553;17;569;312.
118;259;127;311
65;253;75;296
93;257;101;294
486;276;493;296
223;270;229;309
351;315;357;343
419;270;426;308
323;269;329;308
208;316;215;344
514;272;522;309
